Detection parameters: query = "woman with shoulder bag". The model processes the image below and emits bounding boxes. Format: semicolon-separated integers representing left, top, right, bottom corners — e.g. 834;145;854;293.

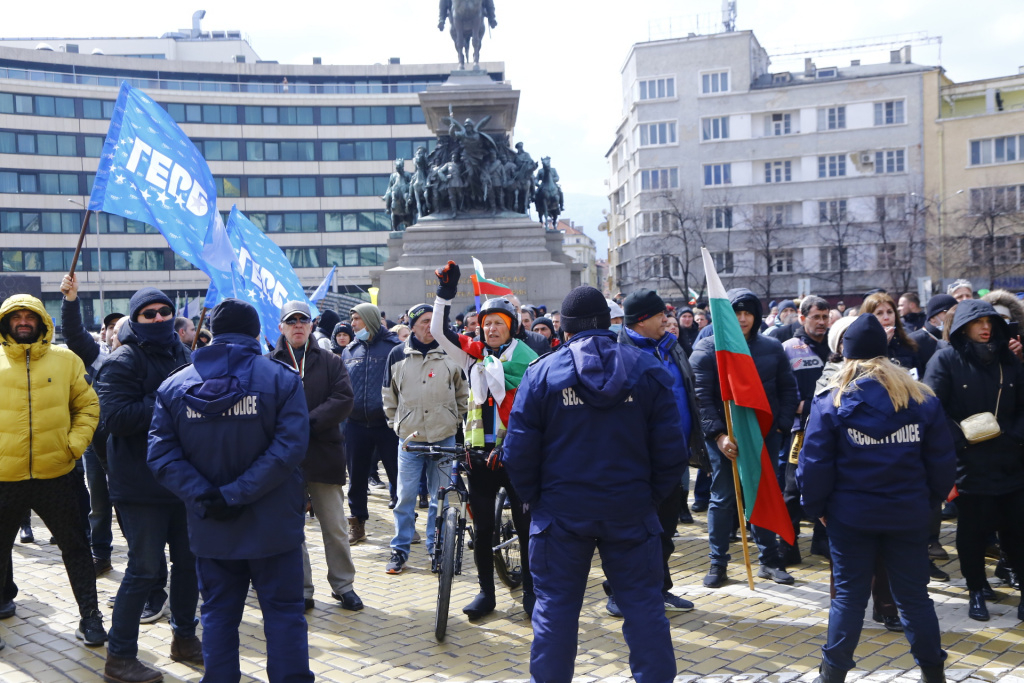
923;299;1024;623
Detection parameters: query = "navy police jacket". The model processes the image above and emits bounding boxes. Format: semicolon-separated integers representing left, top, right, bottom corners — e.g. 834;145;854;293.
147;333;310;560
797;378;955;532
503;329;687;521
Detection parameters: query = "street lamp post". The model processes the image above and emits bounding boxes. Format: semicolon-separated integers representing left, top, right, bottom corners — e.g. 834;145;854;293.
68;199;104;323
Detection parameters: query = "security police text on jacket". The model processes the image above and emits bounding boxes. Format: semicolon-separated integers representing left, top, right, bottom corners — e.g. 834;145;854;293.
690;288;799;438
503;328;687;520
268;333;354;486
922;299;1024;496
147;301;311;560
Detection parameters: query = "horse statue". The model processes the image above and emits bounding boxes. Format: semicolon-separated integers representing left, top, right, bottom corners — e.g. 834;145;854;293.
441;0;487;70
410;146;432;218
534;157;562;229
382;159;416;230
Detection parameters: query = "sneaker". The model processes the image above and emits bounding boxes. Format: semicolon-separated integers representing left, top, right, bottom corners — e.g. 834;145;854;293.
76;610;107;646
418;493;429;509
758;565;795;585
929;561;950;582
703;565;727;588
94;557;113;577
385;550;407;575
928;542;949;561
601;581;622;617
411;530;422;544
103;655;163;683
663;592;694;612
941;501;957;520
368;475;386;489
140;598;167;624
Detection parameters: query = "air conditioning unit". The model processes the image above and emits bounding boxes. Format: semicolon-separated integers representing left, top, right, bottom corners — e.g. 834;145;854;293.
859;152;874;165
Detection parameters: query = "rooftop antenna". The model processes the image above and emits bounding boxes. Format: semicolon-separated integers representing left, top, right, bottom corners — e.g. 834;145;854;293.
722;0;737;32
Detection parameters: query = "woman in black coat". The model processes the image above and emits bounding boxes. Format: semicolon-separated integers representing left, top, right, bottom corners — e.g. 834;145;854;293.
923;299;1024;623
861;292;924;377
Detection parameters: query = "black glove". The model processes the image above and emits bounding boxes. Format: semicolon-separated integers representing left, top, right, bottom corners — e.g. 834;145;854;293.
197;488;244;521
435;260;461;300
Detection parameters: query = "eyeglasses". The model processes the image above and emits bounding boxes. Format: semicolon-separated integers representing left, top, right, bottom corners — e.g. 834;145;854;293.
139;306;174;320
283;316;311;326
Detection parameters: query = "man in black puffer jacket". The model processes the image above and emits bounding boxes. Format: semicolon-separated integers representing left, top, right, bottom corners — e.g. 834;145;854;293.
690;288;798;589
94;287;201;682
342;303;401;544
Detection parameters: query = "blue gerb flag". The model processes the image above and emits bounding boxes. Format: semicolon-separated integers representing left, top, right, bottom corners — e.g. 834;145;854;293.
203;206;317;346
88;82;217;270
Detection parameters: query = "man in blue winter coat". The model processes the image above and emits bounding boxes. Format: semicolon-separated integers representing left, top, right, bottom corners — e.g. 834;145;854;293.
504;286;687;683
148;299;313;683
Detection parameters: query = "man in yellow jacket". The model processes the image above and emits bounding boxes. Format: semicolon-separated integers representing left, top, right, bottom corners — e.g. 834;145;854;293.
0;294;106;648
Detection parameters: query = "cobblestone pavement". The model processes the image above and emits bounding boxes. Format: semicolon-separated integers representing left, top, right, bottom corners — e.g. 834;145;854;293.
1;485;1022;682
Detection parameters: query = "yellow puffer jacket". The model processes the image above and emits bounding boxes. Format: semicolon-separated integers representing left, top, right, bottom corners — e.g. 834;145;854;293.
0;294;99;481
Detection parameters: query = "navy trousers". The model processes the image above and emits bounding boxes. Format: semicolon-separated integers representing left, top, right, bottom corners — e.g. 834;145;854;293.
824;519;945;672
344;421;399;521
529;511;675;683
196;547;313;683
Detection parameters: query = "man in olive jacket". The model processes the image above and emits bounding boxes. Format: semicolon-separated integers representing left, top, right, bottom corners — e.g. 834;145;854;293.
0;294;104;648
268;301;362;611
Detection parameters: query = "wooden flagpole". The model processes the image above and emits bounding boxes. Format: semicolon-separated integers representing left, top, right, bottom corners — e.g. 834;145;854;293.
192;306;208;351
68;211;92;278
723;399;756;591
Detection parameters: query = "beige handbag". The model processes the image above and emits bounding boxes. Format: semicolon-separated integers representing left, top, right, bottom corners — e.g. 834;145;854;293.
959;366;1003;444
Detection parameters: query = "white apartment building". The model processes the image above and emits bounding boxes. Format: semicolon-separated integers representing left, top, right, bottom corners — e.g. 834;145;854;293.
606;30;937;303
557;219;597;287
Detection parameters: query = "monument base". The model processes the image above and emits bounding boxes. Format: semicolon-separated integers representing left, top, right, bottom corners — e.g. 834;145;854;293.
372;212;581;317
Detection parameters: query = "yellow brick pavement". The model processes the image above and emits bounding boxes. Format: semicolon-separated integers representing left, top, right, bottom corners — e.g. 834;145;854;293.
1;485;1022;682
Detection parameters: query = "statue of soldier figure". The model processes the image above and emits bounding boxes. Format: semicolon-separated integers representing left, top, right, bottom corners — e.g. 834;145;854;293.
438;0;496;70
382;158;416;230
436;151;469;218
534;156;563;229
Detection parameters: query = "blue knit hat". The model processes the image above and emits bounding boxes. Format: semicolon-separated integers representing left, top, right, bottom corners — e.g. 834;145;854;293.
128;287;173;322
842;314;888;360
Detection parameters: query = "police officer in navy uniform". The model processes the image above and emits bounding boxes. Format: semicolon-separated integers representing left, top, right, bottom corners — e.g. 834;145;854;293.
798;314;956;683
148;299;314;683
503;286;687;683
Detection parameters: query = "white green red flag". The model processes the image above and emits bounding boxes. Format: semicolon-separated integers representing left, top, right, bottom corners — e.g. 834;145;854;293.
472;257;514;297
701;248;794;544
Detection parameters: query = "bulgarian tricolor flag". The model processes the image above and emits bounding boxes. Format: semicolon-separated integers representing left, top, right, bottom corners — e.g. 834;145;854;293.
472;257;514;297
702;248;794;545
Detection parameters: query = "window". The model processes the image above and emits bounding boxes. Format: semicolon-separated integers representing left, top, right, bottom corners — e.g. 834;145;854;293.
84;136;105;157
759;204;794;226
970;236;1023;265
214;177;242;198
165;103;237;125
970;135;1024;166
0;249;80;272
639;168;678;191
766;113;792;136
640;212;672;233
638;77;675;101
764;160;792;183
322;140;390;161
701;71;729;94
325;211;390;232
392;106;426;125
100;250;162;271
0;172;79;195
818;154;846;178
817;106;846;131
703;163;731;186
326;245;389;267
875;195;907;221
82;99;116;120
819;200;848;223
874;100;905;126
248;212;319;233
323;176;389;196
701;116;729;141
638;121;676;147
712;251;734;273
96;214;157;234
877;244;899;269
815;68;837;79
196;140;240;161
819;247;848;271
394;139;437;160
284;248;320;268
0;132;78;157
705;206;733;230
243;106;314;125
771;250;795;273
969;185;1024;215
874;149;905;174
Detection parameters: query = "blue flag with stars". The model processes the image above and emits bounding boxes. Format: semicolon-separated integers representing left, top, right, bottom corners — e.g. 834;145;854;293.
88;82;217;271
203;206;317;347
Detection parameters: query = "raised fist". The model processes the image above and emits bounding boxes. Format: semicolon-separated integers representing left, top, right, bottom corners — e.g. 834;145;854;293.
435;260;461;300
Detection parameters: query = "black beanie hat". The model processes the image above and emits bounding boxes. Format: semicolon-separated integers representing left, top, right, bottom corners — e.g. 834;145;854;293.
623;289;666;325
210;299;261;338
560;286;610;334
317;309;340;336
926;294;957;321
532;317;555;336
842;313;888;360
129;287;174;322
407;303;432;326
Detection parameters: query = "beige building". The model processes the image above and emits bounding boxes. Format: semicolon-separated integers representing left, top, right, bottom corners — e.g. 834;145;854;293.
557;219;597;287
922;69;1024;292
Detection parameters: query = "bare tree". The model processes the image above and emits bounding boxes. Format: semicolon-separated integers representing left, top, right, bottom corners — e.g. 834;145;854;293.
743;204;795;301
629;190;710;303
944;187;1024;287
869;193;924;295
814;199;860;298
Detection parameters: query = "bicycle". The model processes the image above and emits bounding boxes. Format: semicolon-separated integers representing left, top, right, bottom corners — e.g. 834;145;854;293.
493;487;523;589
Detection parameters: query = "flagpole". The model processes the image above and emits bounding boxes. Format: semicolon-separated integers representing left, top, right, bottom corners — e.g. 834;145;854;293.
68;210;92;278
192;307;207;351
723;399;756;591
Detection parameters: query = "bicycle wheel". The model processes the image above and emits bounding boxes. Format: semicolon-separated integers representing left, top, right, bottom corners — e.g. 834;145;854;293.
435;505;459;642
493;488;523;589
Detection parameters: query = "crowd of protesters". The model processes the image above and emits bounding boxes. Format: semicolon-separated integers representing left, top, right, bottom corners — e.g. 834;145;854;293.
0;266;1020;683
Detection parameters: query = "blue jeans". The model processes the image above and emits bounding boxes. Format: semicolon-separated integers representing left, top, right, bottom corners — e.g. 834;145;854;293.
391;435;453;557
107;502;198;659
824;519;945;672
706;434;781;567
196;548;313;683
83;447;112;561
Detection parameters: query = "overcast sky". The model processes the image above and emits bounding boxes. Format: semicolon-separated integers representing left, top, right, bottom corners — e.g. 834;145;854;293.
5;1;1024;256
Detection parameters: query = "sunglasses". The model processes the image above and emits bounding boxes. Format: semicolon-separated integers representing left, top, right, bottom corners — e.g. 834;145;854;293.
139;306;174;320
283;316;311;326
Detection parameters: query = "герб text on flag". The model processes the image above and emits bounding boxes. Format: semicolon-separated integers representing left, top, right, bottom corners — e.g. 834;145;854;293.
701;247;794;545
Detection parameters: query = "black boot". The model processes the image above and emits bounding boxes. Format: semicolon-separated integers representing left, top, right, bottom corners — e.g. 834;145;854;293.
967;590;989;621
779;539;801;567
678;489;694;524
812;658;846;683
463;590;496;620
920;664;946;683
810;523;830;559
